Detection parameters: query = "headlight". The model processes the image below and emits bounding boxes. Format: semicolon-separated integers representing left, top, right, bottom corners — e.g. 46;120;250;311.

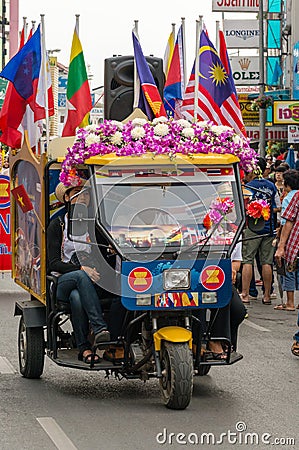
163;269;190;290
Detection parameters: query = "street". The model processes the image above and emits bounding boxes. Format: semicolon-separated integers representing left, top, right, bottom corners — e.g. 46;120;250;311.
0;274;298;450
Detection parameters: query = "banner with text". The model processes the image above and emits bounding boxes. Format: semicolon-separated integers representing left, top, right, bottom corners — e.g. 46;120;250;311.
212;0;264;12
230;56;259;85
0;174;11;271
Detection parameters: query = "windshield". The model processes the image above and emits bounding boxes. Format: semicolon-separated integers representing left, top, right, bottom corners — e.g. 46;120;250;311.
94;165;243;254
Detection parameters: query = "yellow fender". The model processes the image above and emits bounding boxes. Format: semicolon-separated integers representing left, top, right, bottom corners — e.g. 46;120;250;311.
153;326;192;351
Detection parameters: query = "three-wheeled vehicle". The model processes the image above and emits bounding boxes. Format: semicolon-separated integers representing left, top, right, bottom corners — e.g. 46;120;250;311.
11;127;246;410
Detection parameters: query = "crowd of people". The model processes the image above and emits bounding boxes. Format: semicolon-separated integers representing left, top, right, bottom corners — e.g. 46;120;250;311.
239;151;299;358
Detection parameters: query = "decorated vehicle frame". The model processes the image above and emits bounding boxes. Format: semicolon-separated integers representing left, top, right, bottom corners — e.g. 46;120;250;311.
11;117;256;409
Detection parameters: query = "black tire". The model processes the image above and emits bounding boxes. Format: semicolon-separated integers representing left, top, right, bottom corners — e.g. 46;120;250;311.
18;316;45;378
159;341;193;410
197;364;211;376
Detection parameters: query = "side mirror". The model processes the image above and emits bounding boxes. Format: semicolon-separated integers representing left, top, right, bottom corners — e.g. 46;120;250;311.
68;203;89;236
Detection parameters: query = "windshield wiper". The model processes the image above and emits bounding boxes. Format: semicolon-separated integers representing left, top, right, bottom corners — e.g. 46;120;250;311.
174;215;226;257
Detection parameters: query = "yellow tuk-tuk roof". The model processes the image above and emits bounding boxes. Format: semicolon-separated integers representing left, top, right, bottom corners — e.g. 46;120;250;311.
77;153;240;166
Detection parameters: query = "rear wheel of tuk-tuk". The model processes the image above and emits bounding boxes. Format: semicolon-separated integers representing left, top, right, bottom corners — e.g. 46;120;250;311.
18;316;45;378
160;341;193;410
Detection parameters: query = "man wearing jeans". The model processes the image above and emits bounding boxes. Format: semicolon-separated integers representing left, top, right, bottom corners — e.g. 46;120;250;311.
275;191;299;357
241;158;278;305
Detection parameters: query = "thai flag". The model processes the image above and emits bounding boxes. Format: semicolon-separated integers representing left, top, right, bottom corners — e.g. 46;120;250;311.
132;28;166;120
181;31;246;137
163;24;185;118
0;25;54;148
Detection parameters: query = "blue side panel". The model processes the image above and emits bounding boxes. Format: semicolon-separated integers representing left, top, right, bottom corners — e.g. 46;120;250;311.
121;259;232;311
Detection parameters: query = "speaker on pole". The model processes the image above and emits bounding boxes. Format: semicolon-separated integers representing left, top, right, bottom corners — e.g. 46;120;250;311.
104;55;165;121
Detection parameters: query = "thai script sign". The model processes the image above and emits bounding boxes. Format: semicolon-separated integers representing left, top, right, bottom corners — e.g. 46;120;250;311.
224;20;260;48
246;125;288;141
273;101;299;124
212;0;260;12
288;125;299;143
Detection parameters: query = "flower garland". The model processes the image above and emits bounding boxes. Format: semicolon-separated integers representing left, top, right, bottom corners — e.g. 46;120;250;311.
246;199;270;223
203;197;234;229
59;117;257;186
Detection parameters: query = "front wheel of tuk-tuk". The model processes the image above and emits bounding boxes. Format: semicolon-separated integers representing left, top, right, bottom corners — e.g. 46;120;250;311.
159;341;193;410
18;316;45;378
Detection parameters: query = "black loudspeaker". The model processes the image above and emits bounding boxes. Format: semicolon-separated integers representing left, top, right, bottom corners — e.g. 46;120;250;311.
104;55;165;121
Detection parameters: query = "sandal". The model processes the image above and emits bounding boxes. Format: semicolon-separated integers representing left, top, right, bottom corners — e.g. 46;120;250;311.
291;341;299;357
262;299;272;305
78;350;101;364
274;304;295;311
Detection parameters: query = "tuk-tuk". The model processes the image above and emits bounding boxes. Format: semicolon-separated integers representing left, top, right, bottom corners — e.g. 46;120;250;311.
11;118;253;409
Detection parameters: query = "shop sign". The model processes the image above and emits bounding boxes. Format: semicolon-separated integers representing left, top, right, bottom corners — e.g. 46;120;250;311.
212;0;261;12
246;126;288;141
224;20;260;48
230;56;259;85
288;125;299;143
273;101;299;124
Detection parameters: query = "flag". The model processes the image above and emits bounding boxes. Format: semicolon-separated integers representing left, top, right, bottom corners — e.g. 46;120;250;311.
163;25;185;118
132;29;167;120
181;31;246;137
271;60;283;85
11;184;34;213
285;146;295;169
218;30;237;97
0;25;54;148
163;27;175;77
62;23;92;137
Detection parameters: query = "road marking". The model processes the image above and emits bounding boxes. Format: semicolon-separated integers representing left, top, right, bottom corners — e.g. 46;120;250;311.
242;320;270;332
0;356;16;374
36;417;78;450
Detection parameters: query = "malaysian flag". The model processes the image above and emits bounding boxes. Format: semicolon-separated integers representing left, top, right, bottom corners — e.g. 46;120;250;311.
181;31;246;137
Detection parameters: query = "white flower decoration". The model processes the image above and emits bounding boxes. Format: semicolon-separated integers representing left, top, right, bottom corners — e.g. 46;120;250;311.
110;131;123;146
176;119;192;128
233;135;242;145
181;127;195;138
131;126;146;139
84;124;98;133
132;118;147;126
152;116;168;124
85;133;101;146
154;123;169;136
196;121;209;128
211;125;233;135
111;120;124;130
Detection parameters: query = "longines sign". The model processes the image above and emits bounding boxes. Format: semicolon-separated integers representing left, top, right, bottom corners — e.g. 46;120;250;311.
230;56;259;85
212;0;261;12
224;20;259;48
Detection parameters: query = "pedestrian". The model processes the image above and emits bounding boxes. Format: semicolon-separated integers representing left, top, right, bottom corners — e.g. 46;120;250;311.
275;189;299;357
274;170;299;311
241;157;279;305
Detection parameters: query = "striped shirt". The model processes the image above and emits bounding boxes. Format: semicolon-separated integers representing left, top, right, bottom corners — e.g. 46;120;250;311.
281;191;299;263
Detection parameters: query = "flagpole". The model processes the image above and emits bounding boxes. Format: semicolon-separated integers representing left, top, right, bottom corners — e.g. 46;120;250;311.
194;17;203;121
40;15;50;153
216;21;220;52
23;17;27;40
258;1;266;157
181;17;186;89
133;20;140;110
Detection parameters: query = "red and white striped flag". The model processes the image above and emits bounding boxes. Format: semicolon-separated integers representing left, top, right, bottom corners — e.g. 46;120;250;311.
181;30;246;137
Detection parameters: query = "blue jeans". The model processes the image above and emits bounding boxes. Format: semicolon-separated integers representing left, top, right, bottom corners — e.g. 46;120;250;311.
294;312;299;344
56;270;107;352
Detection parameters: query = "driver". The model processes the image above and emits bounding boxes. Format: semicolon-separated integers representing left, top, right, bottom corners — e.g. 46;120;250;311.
47;180;111;364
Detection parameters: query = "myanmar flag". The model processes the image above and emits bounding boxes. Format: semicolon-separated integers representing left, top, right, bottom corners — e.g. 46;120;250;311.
62;24;92;137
